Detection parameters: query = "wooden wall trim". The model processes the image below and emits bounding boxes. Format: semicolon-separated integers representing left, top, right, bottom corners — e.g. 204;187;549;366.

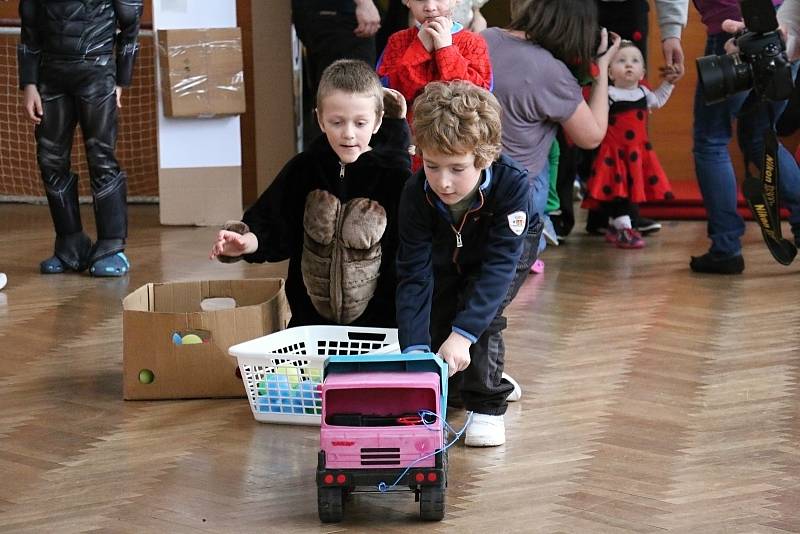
237;0;257;206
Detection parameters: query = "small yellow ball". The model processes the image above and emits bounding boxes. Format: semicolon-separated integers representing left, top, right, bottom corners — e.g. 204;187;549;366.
181;334;203;344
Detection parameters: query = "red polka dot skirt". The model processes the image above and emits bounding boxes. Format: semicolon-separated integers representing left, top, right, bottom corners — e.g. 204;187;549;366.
583;97;673;206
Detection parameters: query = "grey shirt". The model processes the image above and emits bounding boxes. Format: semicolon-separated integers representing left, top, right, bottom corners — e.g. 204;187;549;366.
482;27;584;176
653;0;689;40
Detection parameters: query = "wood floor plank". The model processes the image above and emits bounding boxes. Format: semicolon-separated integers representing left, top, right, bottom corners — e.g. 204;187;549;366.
1;204;799;532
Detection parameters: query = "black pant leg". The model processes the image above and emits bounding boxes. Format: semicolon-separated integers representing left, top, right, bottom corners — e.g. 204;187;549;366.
605;197;634;219
458;218;543;415
429;271;464;401
554;130;577;237
376;0;408;57
36;66;92;270
75;61;126;260
37;73;79;236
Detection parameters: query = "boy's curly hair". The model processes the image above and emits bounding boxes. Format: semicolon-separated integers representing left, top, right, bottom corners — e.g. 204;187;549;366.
316;59;384;118
412;81;502;168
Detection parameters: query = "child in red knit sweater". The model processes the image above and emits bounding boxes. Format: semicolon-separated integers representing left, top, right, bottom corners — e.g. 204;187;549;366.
376;0;492;141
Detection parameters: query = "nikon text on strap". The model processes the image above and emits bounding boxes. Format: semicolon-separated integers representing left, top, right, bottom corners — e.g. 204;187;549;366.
741;102;797;265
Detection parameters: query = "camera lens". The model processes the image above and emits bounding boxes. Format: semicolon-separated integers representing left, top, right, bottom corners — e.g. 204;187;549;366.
696;53;753;104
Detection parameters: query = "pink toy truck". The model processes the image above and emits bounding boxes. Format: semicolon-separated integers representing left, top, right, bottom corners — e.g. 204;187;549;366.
316;353;449;522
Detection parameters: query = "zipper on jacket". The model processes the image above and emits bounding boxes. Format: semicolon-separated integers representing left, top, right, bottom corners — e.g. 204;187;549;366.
450;218;467;261
339;162;345;179
331;201;344;321
423;185;485;269
450;189;485;266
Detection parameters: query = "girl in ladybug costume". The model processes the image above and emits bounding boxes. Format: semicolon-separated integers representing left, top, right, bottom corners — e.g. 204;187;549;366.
583;40;682;248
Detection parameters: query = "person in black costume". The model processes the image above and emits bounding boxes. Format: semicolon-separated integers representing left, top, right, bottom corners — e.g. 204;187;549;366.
18;0;143;277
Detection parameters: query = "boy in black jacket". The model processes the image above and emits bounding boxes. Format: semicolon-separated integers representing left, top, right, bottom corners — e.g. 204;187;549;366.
210;59;411;327
396;81;541;447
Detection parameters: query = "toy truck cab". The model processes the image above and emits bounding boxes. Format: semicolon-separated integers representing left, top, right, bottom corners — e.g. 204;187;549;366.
316;353;448;522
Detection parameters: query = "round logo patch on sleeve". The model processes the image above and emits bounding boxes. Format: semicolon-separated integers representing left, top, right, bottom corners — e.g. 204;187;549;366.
507;211;527;236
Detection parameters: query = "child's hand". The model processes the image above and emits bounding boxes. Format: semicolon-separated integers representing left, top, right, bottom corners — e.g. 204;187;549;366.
353;0;381;38
438;331;472;377
659;64;683;84
423;16;453;50
382;88;407;119
596;30;622;72
209;230;256;260
22;84;42;124
417;23;435;52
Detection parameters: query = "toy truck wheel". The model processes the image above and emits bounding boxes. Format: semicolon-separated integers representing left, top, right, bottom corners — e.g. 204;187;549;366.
419;485;445;521
318;487;344;523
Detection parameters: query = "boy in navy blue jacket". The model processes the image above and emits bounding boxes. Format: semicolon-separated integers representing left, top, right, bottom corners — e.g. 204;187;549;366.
396;81;542;447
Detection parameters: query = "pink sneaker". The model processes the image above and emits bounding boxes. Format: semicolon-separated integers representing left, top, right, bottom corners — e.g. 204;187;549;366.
614;228;645;249
530;259;545;274
605;226;618;243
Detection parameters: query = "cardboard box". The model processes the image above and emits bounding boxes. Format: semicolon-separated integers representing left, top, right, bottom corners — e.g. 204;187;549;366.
158;27;246;117
123;279;290;400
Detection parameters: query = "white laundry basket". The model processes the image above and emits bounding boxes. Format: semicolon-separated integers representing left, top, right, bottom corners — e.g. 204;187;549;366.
228;325;400;425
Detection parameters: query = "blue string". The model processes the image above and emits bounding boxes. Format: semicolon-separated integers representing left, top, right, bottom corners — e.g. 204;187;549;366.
376;410;473;493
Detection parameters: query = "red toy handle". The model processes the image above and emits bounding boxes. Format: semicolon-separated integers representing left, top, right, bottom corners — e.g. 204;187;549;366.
396;415;423;426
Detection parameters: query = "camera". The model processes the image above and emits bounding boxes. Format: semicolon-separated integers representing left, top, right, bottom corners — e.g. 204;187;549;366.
696;0;794;104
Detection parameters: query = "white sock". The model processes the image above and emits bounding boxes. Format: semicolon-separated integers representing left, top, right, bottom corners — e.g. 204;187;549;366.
611;215;632;230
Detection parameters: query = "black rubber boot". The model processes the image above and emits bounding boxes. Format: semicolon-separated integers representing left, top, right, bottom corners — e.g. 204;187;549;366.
42;232;93;273
43;173;92;271
92;170;128;249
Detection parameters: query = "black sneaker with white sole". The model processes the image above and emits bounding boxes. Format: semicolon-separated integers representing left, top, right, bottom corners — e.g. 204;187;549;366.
636;217;662;235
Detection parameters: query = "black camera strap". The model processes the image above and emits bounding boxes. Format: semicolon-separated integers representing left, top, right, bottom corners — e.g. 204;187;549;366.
741;102;797;265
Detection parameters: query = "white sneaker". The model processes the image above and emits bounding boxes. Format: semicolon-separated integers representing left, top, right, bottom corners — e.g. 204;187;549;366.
0;273;6;291
465;413;505;447
502;372;522;402
542;216;559;246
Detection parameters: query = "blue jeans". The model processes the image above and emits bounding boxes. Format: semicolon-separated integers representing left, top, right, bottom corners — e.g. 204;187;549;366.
693;33;800;257
530;162;550;254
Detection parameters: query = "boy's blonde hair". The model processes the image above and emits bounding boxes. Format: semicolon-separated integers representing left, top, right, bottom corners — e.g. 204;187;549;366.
412;81;502;169
316;59;384;118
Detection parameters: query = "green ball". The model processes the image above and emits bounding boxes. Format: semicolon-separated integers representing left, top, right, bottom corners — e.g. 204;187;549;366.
139;369;155;384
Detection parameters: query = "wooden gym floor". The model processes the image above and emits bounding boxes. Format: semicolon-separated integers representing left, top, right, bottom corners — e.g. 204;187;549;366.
1;203;799;533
